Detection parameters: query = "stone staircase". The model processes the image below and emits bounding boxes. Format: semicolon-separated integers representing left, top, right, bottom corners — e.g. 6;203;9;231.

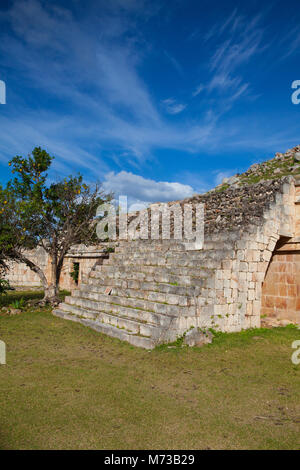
53;239;234;349
52;174;298;348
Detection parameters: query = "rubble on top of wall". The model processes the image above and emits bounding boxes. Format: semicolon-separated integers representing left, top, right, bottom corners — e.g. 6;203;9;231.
129;176;292;236
178;176;292;234
214;145;300;190
127;146;299;238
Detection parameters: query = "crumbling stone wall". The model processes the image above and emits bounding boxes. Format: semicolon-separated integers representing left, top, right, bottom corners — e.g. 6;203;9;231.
5;246;50;288
188;177;296;331
51;175;298;348
117;176;297;333
59;246;108;290
5;174;299;333
4;245;106;291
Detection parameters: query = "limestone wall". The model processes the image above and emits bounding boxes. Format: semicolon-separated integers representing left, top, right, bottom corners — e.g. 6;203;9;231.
59;253;106;291
4;245;107;291
193;177;296;332
4;175;299;332
5;246;50;288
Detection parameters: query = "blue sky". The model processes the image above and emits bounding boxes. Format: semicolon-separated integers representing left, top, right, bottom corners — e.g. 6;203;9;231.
0;0;300;207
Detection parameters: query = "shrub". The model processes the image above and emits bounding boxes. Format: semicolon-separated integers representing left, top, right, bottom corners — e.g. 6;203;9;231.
0;278;10;295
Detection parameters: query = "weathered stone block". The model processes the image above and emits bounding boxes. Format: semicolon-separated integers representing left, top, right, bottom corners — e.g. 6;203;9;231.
184;328;213;347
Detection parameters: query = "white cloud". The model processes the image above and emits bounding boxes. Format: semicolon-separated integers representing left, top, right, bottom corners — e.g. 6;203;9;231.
203;9;243;43
161;98;186;115
206;12;265;105
96;45;160;124
192;84;204;97
102;171;195;205
163;50;183;76
279;25;300;60
0;0;298;178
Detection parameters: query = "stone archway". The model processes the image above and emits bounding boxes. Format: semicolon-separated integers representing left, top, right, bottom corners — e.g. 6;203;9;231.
261;237;300;324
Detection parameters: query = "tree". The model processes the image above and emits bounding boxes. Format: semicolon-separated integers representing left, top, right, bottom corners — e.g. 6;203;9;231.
1;147;111;304
0;184;20;278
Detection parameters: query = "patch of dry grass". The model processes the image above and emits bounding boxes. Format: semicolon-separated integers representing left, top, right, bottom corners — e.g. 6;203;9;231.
0;308;299;449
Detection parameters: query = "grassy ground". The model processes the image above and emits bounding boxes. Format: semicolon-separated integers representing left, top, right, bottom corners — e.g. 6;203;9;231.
0;297;299;449
0;289;70;307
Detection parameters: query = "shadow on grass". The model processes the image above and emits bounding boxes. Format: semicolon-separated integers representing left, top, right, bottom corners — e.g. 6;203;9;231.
0;290;70;307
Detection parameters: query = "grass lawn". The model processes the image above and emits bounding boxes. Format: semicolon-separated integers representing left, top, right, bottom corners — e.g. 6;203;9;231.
0;289;70;307
0;296;299;449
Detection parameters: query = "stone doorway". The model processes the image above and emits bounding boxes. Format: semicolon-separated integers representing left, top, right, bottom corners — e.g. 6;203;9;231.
261;237;300;324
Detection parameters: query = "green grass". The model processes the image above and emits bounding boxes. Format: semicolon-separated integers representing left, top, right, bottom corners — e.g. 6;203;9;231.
0;304;299;449
0;289;70;307
238;155;300;186
210;153;300;192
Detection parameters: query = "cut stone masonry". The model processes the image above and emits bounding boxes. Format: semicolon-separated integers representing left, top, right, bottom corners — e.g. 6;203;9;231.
52;175;298;348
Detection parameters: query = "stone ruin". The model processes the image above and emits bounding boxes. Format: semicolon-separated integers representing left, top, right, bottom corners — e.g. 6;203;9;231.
5;244;108;292
52;176;298;348
6;146;300;348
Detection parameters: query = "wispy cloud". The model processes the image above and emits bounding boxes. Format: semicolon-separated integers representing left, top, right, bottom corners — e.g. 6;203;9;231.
192;84;204;97
203;8;244;42
161;98;186;115
208;16;264;90
0;0;299;191
279;25;300;60
201;10;268;113
163;50;184;76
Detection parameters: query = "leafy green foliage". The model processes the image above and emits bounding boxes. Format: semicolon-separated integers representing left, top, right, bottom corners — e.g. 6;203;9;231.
0;278;10;295
1;147;112;301
70;262;79;284
10;298;26;310
103;246;115;254
6;147;108;249
0;289;70;308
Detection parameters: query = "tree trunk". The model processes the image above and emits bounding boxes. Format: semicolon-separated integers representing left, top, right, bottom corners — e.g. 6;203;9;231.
47;253;61;304
18;254;60;305
43;284;60;304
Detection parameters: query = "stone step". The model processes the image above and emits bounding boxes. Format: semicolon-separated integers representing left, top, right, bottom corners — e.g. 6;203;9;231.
94;263;216;279
110;247;233;260
77;282;197;306
90;267;207;287
59;298;173;331
59;299;173;340
115;240;235;253
104;251;232;267
65;289;195;317
86;276;202;297
116;240;187;251
110;244;234;259
53;309;156;349
59;301;165;339
70;288;196;315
